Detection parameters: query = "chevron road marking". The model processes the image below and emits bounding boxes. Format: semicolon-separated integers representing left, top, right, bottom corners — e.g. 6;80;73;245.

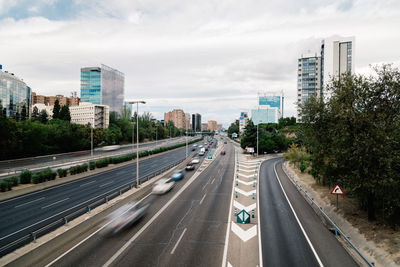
237;179;255;186
237;168;256;173
234;187;256;197
238;173;257;179
233;200;256;212
231;222;257;242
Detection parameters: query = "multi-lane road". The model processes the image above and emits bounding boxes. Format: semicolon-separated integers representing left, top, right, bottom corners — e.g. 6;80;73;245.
0;141;199;255
2;137;360;266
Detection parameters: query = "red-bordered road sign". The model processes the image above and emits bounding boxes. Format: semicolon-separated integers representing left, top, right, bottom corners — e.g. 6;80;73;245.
330;185;344;195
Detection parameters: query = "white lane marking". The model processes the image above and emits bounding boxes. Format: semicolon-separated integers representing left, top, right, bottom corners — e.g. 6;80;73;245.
228;262;233;267
170;228;187;255
231;222;257;242
233;200;256;213
273;163;324;267
237;179;255;185
45;193;151;267
258;161;263;267
211;178;215;184
222;147;236;267
234;188;256;197
103;161;214;267
202;181;208;191
14;197;45;208
238;173;256;179
41;198;69;209
99;181;114;188
199;193;207;205
79;180;96;187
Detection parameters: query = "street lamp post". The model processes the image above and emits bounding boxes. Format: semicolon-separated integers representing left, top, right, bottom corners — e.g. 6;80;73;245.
129;101;146;188
257;122;259;157
91;124;93;157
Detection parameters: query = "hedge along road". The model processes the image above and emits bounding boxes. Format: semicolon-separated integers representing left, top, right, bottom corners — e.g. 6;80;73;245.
0;143;200;256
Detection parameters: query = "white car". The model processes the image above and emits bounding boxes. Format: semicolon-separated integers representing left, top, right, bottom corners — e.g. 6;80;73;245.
191;157;200;164
152;178;175;195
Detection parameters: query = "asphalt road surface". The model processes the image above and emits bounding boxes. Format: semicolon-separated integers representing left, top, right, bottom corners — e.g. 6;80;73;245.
259;158;358;267
42;139;234;267
0;142;200;253
0;137;192;176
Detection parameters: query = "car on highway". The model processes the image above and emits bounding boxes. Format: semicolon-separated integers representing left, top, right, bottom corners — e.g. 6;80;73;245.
221;151;226;155
104;202;150;235
199;145;203;148
224;141;227;144
185;162;195;171
191;157;200;164
171;169;184;181
152;178;175;195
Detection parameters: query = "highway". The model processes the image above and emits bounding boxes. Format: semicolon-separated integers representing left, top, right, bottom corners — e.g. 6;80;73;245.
38;139;234;266
0;141;200;255
259;158;358;266
0;137;193;177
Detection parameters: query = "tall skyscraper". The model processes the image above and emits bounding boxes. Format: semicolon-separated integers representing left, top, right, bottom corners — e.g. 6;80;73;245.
321;36;355;90
297;36;355;118
297;52;321;117
80;64;124;114
0;66;31;118
191;113;201;132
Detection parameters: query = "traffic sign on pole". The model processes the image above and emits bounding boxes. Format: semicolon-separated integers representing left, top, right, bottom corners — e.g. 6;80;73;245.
237;209;251;224
330;185;344;195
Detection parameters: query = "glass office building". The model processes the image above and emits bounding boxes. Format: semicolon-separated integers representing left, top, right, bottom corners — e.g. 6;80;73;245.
0;67;31;118
80;64;124;114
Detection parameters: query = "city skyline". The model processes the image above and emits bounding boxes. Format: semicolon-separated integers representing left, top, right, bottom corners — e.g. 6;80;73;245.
1;0;399;127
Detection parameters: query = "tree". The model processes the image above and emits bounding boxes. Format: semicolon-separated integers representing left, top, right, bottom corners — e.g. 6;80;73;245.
228;120;239;138
39;110;48;124
53;99;61;119
240;120;257;149
59;105;71;121
32;106;39;121
300;65;400;223
21;105;27;121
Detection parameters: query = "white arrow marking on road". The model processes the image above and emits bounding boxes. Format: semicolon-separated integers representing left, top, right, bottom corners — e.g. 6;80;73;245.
236;179;255;185
234;188;256;197
233;200;256;212
237;173;257;179
237;168;256;173
231;222;257;242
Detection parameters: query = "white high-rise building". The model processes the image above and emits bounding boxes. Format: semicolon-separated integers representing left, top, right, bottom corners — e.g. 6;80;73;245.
297;35;355;119
321;36;355;91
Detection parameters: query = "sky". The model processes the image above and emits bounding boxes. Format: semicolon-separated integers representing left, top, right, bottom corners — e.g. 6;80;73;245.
1;0;399;127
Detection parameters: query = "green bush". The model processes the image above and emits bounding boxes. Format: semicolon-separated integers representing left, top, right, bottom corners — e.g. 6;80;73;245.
32;172;44;184
299;161;307;173
57;168;68;178
0;180;12;192
95;158;109;168
42;168;56;181
20;170;32;184
5;176;19;187
89;161;95;170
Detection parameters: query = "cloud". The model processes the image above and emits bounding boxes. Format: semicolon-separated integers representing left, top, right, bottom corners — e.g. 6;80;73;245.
0;0;400;127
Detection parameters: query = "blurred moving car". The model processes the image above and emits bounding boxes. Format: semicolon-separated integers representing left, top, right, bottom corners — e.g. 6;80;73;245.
191;157;200;164
152;178;175;195
171;169;184;181
185;162;195;171
221;151;226;155
104;202;150;235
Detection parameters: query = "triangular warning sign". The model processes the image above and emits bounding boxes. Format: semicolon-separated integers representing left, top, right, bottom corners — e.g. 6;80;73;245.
330;185;344;195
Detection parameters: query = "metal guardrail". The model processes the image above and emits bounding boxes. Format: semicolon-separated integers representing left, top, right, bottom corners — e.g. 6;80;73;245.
0;156;187;256
281;163;374;267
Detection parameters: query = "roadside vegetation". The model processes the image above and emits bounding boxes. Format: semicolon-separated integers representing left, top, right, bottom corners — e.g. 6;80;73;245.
0;138;201;191
287;65;400;226
0;100;188;160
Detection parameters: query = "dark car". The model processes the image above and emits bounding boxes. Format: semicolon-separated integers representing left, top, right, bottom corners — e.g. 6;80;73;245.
221;151;226;155
185;163;195;171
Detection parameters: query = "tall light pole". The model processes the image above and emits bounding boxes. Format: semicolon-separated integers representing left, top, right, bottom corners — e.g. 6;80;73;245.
91;123;93;157
185;122;188;158
257;122;259;157
129;101;146;188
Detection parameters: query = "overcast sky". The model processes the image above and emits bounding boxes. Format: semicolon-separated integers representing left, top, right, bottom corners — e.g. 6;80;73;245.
1;0;399;127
